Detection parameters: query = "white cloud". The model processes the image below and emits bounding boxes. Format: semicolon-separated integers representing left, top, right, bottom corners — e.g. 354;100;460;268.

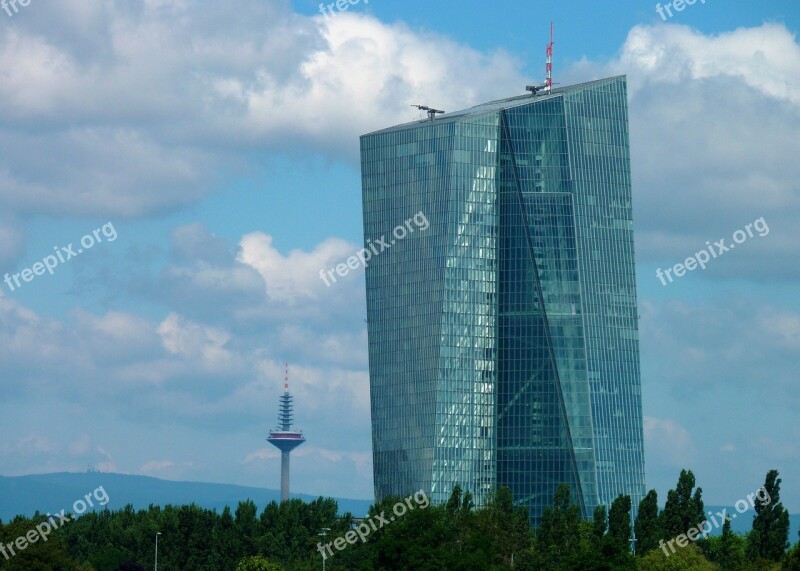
238;13;524;153
568;23;800;280
16;433;58;454
0;1;525;225
617;23;800;105
158;312;233;370
640;298;800;409
242;448;281;464
0;215;25;268
69;435;92;456
0;227;372;450
643;416;695;467
140;460;176;473
1;8;798;506
238;232;356;303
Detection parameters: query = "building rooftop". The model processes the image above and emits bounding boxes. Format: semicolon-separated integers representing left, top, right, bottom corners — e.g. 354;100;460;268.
363;75;626;136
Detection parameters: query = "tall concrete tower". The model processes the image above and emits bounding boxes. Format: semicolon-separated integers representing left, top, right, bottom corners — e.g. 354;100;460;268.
267;364;305;502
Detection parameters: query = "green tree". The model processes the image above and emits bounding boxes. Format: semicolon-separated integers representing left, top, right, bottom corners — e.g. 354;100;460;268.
607;495;632;548
90;546;133;571
370;494;464;570
0;517;83;571
235;555;284;571
635;489;662;555
442;484;478;563
702;517;746;570
606;495;631;553
468;486;531;568
661;470;704;540
210;506;243;570
532;483;582;569
748;469;791;562
601;495;636;570
783;531;800;570
592;504;607;545
235;499;259;557
638;543;717;570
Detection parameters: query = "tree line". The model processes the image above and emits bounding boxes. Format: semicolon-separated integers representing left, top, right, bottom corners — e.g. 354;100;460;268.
0;468;797;570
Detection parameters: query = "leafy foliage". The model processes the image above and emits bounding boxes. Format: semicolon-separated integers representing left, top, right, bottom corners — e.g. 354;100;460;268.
661;470;704;540
783;531;800;570
635;490;662;554
701;517;747;569
0;469;793;570
638;543;717;570
235;555;284;571
748;470;791;562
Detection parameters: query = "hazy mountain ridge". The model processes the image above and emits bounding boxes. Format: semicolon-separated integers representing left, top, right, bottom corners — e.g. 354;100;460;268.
1;472;796;543
0;472;373;520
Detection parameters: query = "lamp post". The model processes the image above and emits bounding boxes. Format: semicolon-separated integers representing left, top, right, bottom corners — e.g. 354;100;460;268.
317;528;331;571
155;532;161;571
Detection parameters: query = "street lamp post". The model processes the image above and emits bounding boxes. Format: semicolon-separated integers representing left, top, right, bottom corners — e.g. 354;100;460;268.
155;532;161;571
318;528;331;571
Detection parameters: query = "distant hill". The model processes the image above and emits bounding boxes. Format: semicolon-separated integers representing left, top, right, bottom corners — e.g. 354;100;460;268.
1;474;797;545
705;505;799;542
0;472;374;521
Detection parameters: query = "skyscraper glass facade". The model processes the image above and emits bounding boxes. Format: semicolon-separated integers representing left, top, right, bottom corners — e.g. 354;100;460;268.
361;76;645;525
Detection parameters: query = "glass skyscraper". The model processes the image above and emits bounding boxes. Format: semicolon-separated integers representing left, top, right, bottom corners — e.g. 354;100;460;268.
360;76;645;525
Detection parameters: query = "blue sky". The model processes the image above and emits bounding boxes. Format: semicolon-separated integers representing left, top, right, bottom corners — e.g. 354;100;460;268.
0;0;798;515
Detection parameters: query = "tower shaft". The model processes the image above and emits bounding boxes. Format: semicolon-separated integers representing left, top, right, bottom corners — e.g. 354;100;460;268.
280;451;290;502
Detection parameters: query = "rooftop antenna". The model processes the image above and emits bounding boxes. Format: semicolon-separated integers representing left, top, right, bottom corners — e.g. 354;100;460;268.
411;104;445;121
525;22;556;96
545;21;554;93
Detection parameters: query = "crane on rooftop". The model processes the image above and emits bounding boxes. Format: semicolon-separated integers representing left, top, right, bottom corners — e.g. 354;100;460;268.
411;105;445;121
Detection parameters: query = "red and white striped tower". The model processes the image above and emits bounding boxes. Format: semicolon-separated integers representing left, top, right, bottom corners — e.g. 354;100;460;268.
545;21;554;93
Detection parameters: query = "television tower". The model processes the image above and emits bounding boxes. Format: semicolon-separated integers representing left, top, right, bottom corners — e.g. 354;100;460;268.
267;363;305;502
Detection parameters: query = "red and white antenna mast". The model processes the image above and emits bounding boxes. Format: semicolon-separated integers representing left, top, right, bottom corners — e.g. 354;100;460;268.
545;21;554;93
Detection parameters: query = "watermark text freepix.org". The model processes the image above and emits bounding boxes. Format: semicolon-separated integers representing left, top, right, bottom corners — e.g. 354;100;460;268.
319;0;368;19
656;0;705;22
2;0;32;18
656;217;768;286
3;222;118;293
319;211;429;287
659;484;770;556
0;485;110;562
317;490;429;560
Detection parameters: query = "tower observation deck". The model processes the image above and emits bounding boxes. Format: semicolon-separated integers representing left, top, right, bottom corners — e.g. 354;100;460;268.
266;364;305;502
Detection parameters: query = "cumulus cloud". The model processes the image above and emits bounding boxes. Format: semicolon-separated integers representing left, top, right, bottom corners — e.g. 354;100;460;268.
0;0;525;227
237;13;523;154
242;446;373;498
158;312;234;372
617;23;800;104
1;6;797;504
238;232;356;303
0;224;372;462
568;23;800;281
242;449;281;464
643;416;695;467
0;214;25;268
640;298;799;407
